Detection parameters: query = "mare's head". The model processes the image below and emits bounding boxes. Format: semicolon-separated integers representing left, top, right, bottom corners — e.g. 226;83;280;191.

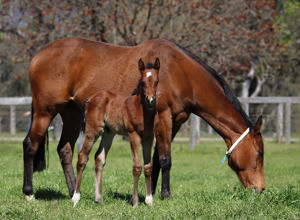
137;58;160;109
228;116;265;192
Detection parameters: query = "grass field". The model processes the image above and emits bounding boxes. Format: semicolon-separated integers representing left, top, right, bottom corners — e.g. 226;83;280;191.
0;139;299;219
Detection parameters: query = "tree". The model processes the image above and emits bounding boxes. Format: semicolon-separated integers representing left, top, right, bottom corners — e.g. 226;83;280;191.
0;0;294;98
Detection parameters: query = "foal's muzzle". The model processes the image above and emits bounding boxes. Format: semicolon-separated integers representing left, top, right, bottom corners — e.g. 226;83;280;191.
145;96;156;109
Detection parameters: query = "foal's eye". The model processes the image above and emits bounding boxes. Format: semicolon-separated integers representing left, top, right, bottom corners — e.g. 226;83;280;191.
156;81;159;86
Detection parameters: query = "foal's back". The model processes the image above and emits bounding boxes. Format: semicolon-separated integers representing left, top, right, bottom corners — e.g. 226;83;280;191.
86;90;143;136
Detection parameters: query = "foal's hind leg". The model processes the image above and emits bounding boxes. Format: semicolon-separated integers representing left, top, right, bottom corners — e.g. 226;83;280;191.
129;132;142;208
58;105;82;197
23;113;52;200
72;125;100;207
94;129;115;204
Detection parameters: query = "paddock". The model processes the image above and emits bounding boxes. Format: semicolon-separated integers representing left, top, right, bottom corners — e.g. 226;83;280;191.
0;139;299;219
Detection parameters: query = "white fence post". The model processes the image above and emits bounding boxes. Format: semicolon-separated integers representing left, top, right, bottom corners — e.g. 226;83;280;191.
277;103;283;143
10;105;16;135
190;114;200;150
285;103;291;144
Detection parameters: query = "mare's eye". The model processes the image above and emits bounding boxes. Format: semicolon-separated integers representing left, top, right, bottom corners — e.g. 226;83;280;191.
257;150;264;160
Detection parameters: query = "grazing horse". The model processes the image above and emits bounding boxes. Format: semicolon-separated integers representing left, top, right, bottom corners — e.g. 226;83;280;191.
72;58;160;207
23;37;265;201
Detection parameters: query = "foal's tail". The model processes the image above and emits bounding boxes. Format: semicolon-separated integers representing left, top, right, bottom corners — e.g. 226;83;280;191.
32;103;49;172
81;98;90;133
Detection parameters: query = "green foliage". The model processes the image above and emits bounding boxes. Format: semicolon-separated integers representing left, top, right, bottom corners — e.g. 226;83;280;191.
0;140;299;219
1;0;299;97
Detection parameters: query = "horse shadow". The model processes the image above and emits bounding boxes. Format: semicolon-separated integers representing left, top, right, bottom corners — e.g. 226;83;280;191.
107;189;145;205
35;188;68;200
34;187;146;205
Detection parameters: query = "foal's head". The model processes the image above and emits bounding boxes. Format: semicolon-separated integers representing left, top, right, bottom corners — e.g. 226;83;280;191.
137;58;160;109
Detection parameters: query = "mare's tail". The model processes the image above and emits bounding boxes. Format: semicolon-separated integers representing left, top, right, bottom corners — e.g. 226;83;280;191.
32;103;49;172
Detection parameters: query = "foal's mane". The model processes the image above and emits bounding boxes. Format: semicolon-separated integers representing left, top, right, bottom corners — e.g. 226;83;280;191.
170;41;254;128
131;80;143;96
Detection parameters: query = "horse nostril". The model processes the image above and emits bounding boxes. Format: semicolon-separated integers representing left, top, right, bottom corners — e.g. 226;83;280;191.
253;186;265;193
147;97;155;104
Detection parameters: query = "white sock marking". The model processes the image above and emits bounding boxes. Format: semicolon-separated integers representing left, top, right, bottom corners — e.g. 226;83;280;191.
145;195;153;206
72;192;81;207
25;194;35;201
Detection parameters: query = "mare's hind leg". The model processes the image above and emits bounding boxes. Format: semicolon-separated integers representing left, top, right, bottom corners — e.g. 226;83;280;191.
94;129;115;204
57;104;82;197
23;113;52;200
129;132;142;208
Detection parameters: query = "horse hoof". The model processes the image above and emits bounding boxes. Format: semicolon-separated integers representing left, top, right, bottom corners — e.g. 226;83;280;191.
161;190;171;199
131;198;138;208
145;195;153;206
95;195;103;204
25;194;35;201
72;192;80;207
94;199;103;204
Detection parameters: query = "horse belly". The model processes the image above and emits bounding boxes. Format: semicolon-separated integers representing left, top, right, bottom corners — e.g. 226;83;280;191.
104;101;128;136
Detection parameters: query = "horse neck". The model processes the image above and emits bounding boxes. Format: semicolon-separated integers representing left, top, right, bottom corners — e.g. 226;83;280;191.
139;91;156;121
202;109;249;146
191;83;250;148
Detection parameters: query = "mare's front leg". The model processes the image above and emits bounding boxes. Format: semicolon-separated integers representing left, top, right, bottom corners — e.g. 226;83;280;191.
94;129;115;204
152;109;172;198
129;132;142;208
141;133;155;206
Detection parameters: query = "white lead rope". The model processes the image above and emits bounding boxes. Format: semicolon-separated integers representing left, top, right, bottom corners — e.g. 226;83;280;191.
222;128;250;163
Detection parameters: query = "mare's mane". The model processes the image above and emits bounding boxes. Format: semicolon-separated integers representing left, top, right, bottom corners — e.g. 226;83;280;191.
170;41;254;129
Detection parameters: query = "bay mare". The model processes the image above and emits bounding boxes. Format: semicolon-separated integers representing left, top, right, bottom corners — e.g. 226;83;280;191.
23;37;265;201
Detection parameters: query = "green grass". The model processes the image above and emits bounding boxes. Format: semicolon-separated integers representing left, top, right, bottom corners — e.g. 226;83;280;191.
0;140;299;219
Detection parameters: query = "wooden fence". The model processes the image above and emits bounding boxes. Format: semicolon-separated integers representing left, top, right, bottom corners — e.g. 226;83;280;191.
0;96;299;143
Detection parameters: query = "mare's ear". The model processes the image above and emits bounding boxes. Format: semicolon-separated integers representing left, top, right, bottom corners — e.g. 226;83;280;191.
154;57;160;70
138;58;145;72
252;115;263;134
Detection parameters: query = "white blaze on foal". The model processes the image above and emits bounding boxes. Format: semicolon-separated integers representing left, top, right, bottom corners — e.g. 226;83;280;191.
146;72;152;78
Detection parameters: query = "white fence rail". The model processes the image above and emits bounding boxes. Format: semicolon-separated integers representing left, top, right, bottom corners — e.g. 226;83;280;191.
0;96;299;143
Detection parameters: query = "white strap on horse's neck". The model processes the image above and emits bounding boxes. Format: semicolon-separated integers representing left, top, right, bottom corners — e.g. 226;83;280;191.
222;128;250;163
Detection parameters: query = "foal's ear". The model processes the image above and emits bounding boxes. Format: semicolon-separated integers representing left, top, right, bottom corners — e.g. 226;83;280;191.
252;115;263;134
138;58;145;72
154;57;160;70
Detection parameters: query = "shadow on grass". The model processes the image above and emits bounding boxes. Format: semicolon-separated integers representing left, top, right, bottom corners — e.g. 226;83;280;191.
107;189;145;205
35;188;68;200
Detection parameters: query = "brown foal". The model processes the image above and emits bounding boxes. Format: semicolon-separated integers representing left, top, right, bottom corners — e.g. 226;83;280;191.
72;58;160;207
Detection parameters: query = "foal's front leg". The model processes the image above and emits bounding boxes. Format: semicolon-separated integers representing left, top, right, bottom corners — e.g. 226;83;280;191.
142;134;155;206
129;132;142;208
